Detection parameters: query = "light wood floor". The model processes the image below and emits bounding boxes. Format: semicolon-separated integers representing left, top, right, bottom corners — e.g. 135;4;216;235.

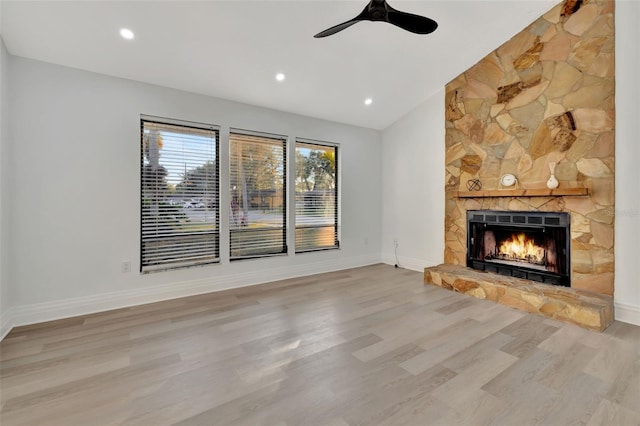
1;264;639;426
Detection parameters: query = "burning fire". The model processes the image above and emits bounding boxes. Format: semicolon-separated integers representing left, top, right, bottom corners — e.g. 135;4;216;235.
499;233;545;262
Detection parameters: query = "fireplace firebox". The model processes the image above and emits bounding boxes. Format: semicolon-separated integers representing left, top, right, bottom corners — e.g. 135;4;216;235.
467;210;570;287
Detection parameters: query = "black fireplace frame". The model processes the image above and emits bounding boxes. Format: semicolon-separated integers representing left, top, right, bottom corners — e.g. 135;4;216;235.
466;210;571;287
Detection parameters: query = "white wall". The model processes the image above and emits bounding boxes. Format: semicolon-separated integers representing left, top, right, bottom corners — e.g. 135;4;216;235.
381;91;445;271
613;0;640;325
380;1;640;326
2;3;637;338
3;56;382;332
0;37;9;337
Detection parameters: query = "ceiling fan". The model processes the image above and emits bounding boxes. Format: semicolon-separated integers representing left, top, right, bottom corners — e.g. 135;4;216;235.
314;0;438;38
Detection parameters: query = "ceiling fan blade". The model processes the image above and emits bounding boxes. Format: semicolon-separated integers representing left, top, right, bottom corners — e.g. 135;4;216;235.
314;0;437;38
387;10;438;34
314;18;361;38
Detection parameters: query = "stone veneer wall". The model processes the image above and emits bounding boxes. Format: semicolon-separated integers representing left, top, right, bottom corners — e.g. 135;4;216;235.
444;0;615;295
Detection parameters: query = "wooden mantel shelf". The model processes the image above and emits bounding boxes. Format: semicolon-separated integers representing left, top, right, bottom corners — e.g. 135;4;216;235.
454;187;589;198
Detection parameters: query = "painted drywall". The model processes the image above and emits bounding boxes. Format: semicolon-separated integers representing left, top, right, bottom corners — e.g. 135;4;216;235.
613;0;640;325
4;55;382;329
380;0;639;325
0;37;10;337
381;91;445;271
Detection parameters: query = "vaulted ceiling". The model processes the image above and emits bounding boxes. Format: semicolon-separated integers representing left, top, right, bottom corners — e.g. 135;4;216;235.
1;0;558;129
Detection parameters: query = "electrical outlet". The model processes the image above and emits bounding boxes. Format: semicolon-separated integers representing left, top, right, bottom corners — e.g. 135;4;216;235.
394;238;398;246
121;261;131;273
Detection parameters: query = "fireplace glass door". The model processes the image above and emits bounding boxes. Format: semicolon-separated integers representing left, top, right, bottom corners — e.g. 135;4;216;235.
467;211;570;286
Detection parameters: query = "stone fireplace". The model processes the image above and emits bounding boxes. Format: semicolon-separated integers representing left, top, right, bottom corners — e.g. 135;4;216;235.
424;0;615;330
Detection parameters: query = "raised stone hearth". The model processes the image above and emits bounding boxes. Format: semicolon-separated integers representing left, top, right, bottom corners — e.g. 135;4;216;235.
424;264;613;331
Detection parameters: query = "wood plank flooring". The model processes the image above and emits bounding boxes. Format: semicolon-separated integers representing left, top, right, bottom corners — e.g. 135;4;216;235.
1;264;639;425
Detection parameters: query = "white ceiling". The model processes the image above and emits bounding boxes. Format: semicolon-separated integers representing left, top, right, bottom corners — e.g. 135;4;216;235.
0;0;558;130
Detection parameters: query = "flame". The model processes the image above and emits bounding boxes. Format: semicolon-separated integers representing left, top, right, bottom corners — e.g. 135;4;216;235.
499;233;544;262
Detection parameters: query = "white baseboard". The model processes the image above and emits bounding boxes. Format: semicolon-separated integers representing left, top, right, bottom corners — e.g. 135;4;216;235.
614;302;640;326
381;253;438;272
0;307;15;341
3;257;637;339
0;254;380;341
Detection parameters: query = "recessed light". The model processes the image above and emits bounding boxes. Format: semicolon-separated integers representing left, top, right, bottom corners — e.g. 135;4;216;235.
275;73;286;82
364;98;373;106
120;28;135;40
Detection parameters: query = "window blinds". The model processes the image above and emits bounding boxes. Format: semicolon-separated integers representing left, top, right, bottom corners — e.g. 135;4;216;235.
141;119;219;272
229;131;287;259
294;141;339;252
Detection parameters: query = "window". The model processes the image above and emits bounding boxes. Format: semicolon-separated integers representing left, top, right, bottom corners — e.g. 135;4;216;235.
229;130;287;259
295;140;339;252
140;117;219;272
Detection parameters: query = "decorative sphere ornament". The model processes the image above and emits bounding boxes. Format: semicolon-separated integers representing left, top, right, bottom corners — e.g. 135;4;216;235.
466;179;482;191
